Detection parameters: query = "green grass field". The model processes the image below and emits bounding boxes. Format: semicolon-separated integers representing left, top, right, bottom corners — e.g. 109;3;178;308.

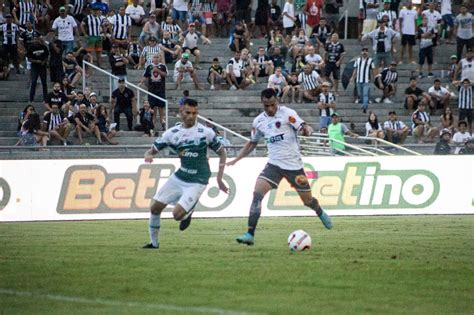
1;216;473;314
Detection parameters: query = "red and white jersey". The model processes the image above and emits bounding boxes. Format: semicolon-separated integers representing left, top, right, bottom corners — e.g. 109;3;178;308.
251;106;305;170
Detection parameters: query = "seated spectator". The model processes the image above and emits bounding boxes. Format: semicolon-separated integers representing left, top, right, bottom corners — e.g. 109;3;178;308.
18;112;49;148
229;22;249;53
374;61;398;104
304;46;324;74
159;31;182;64
310;17;331;53
404;77;431;113
267;67;290;102
317;81;336;132
208;57;226;90
240;48;256;83
71;91;90;116
365;112;385;139
180;22;211;70
89;92;100;111
411;101;438;143
73;41;92;77
63;52;82;88
290;53;306;74
439;107;455;135
134;100;155;136
140;13;159;46
126;0;146;26
298;64;323;101
17;105;36;134
226;51;249;90
459;138;474;155
111;78;137;131
173;53;203;90
43;103;72;145
0;46;11;80
383;111;409;144
253;46;274;83
75;103;102;145
269;46;287;73
44;82;69;113
61;77;75;100
448;55;458;81
128;36;141;67
289;28;309;58
434;129;452;155
160;15;182;43
428;79;451;114
268;28;287;57
95;104;118;144
452;121;472;145
286;72;302;103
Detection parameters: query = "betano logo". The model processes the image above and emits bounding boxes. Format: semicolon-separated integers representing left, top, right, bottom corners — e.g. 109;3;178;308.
268;162;440;210
57;165;236;214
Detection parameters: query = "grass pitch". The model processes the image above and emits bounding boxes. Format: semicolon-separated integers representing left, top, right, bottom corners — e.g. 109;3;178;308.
0;216;473;314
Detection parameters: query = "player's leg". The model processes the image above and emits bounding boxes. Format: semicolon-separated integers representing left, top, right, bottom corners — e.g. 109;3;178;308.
174;181;206;231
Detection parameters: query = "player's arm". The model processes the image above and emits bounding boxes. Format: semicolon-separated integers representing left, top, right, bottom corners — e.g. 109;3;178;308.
226;141;258;166
144;146;158;163
216;147;228;193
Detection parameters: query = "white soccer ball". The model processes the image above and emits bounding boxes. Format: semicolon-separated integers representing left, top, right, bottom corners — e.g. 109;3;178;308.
288;230;312;252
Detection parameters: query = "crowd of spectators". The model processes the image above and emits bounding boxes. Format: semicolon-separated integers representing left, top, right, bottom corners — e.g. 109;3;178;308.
0;0;472;153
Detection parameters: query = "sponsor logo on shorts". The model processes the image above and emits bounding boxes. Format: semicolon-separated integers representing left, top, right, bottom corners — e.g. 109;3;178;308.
294;175;309;187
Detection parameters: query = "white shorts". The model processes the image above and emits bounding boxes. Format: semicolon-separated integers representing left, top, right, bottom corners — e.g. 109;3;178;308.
153;174;206;212
174;72;192;82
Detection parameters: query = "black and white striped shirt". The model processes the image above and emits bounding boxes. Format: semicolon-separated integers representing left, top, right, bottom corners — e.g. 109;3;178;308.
69;0;86;16
354;57;375;84
1;23;19;45
112;14;131;39
458;85;473;110
379;67;398;86
44;112;64;131
141;45;161;67
83;15;103;36
161;22;181;40
318;92;336;117
16;0;35;26
298;70;321;90
411;110;430;128
377;10;397;27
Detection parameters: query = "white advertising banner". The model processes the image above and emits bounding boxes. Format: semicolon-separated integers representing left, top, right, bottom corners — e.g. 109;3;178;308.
0;156;473;222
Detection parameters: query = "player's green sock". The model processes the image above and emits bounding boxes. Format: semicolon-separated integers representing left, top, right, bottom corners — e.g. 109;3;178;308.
149;214;161;247
247;192;263;236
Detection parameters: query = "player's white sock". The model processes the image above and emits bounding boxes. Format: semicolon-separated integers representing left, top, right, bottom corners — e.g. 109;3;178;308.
149;214;160;247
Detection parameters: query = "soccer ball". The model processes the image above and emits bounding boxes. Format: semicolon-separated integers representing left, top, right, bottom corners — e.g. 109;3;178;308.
288;230;312;252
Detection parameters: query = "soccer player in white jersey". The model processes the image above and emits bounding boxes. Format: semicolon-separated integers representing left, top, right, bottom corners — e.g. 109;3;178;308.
142;98;228;249
227;88;333;246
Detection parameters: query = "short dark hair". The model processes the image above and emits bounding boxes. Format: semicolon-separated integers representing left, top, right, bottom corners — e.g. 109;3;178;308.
213;57;219;62
184;98;198;107
434;79;441;83
458;121;467;127
410;77;417;81
261;88;277;100
183;90;190;97
462;78;471;84
388;111;396;115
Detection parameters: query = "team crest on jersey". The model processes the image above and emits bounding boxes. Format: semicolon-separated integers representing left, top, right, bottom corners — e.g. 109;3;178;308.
275;121;281;128
198;128;203;133
294;175;309;187
289;116;296;124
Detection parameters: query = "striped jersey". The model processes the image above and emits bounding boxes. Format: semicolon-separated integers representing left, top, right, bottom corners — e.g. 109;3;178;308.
83;14;104;36
111;14;131;39
43;111;65;131
16;0;35;26
458;85;473;110
1;23;19;45
377;10;397;27
69;0;87;16
161;22;181;41
298;70;321;90
383;119;407;131
378;67;398;86
354;57;375;83
251;106;305;170
153;122;223;184
318;92;336;117
141;45;161;67
411;110;431;129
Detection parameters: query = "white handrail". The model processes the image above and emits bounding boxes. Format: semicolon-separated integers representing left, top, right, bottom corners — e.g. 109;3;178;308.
344;9;348;40
82;60;169;129
197;116;250;142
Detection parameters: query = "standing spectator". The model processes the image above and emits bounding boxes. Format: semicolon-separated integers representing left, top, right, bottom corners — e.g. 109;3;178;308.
1;14;20;73
362;21;398;68
282;0;296;36
452;121;472;145
226;51;249;90
235;0;251;24
324;33;345;96
411;101;438;143
134;100;155;136
12;0;35;29
384;111;409;144
43;103;72;145
434;129;452;155
360;0;380;36
180;22;211;70
317;81;336;132
418;16;435;79
255;0;270;38
440;0;454;44
63;52;82;88
110;7;132;55
52;7;79;54
140;14;159;46
439;106;455;134
298;63;323;101
159;31;182;64
140;54;168;130
171;0;188;30
19;21;39;68
304;0;323;36
28;35;49;104
69;0;88;25
138;36;162;69
173;53;202;90
328;112;359;154
44;82;69;112
95;104;118;144
365;112;385;139
188;0;206;36
454;49;474;85
374;61;398;103
377;0;397;29
267;66;290;101
126;0;146;26
428;78;451;114
351;47;377;113
448;55;458;81
269;0;282;29
454;78;473;133
253;46;274;83
75;103;102;145
454;5;473;61
149;0;168;20
399;2;418;64
207;57;226;90
109;44;128;90
81;7;104;68
422;2;443;54
404;77;431;113
324;0;343;32
111;78;137;131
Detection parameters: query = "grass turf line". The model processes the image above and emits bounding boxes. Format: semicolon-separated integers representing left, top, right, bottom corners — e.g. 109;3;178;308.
0;216;473;314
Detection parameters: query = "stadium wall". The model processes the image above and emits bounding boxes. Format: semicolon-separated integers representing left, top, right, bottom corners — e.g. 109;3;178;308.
0;156;472;222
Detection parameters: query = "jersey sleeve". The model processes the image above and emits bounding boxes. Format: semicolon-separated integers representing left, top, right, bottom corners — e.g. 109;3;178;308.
250;118;264;143
153;130;171;150
285;107;305;130
206;128;223;153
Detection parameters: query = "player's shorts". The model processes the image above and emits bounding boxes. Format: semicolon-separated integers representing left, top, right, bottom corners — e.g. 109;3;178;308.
86;36;103;52
401;34;416;46
153;174;206;212
324;63;340;80
258;163;311;192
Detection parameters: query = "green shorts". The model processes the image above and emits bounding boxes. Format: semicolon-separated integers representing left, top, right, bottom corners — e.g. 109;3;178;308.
87;36;103;52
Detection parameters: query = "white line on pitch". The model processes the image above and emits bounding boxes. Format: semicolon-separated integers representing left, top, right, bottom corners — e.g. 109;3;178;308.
0;288;265;315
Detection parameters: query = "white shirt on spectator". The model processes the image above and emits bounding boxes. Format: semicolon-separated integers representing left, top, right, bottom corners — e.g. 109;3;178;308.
365;122;383;136
52;15;77;41
428;86;449;97
173;59;193;80
182;30;202;49
267;74;287;91
173;0;188;11
422;9;442;33
453;131;472;144
228;57;244;77
282;1;295;28
305;54;323;69
441;0;452;15
125;4;145;19
399;8;417;35
455;13;473;40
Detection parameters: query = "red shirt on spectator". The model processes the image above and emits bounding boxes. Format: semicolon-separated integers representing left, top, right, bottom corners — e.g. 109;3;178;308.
306;0;323;27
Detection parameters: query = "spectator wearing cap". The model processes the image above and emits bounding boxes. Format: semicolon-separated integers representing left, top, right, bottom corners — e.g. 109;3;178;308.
428;79;451;114
384;111;409;144
374;61;398;104
317;81;336;132
1;14;20;73
81;7;105;68
180;22;211;70
350;47;377;114
111;78;137;131
52;6;79;54
125;0;146;26
454;5;473;61
139;36;163;69
140;14;159;47
173;53;203;90
27;34;49;104
434;129;452;155
327;112;358;154
361;20;398;68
